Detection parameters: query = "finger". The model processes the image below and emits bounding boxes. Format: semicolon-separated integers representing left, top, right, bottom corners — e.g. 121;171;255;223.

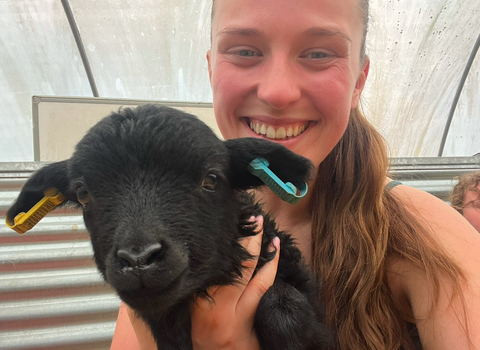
211;216;264;300
237;215;260;252
238;236;280;316
239;215;264;282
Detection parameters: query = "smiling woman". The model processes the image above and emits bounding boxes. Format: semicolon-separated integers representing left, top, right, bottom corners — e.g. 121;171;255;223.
111;0;480;349
207;0;367;167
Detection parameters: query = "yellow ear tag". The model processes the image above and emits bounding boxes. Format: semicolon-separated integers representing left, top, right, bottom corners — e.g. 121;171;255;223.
5;188;66;234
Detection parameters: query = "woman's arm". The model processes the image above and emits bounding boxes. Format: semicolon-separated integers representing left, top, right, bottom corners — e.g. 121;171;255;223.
389;185;480;349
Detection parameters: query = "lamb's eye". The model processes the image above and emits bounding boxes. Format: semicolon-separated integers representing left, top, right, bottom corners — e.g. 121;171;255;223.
201;173;218;191
76;186;91;207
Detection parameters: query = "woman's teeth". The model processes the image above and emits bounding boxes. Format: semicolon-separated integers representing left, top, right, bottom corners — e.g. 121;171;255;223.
249;121;308;140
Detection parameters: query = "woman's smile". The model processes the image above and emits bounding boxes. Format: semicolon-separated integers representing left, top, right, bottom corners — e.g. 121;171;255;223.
242;117;314;141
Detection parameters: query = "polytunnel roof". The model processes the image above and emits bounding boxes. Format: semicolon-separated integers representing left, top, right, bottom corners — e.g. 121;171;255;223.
0;0;479;161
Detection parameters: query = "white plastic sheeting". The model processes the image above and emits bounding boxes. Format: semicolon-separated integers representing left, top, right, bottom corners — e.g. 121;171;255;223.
0;0;479;161
0;0;92;161
365;0;480;157
69;0;212;101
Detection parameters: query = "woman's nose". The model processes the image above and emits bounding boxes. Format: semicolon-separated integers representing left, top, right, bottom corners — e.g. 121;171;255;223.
257;59;301;110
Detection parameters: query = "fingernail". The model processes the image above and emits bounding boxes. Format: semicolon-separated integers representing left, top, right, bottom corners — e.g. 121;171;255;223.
271;236;280;250
247;215;255;223
255;215;264;234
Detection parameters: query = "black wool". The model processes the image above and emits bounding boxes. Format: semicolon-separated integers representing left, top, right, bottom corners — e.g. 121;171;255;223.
7;104;335;350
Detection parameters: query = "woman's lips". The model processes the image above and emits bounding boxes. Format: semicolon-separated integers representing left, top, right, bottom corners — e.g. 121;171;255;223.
243;117;311;140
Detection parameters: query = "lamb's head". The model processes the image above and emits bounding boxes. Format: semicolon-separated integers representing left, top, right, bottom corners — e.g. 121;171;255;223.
6;104;313;316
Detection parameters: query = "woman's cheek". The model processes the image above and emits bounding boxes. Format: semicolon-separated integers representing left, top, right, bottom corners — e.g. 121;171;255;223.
213;63;249;102
211;67;246;140
308;72;354;116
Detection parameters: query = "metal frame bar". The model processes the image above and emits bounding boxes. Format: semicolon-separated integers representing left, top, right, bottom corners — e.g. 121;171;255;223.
438;32;480;156
32;95;213;108
32;96;41;161
61;0;99;97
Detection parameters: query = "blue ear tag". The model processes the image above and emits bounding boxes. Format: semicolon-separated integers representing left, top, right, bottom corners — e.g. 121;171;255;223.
247;158;308;204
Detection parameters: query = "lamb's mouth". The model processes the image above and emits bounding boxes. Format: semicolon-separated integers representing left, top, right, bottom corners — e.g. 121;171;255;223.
245;118;310;140
115;268;189;314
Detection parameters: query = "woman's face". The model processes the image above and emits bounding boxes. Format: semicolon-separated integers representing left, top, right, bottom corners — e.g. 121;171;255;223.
207;0;369;167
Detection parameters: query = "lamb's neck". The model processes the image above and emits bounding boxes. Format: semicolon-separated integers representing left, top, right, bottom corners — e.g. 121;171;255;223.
146;302;192;349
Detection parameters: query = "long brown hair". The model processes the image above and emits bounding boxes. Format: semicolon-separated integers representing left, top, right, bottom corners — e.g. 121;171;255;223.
210;0;467;348
311;107;466;349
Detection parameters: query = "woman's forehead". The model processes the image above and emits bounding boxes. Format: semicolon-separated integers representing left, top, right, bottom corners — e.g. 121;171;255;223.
211;0;364;42
212;0;363;22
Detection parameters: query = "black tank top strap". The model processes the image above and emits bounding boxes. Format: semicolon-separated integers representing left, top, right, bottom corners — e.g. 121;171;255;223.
385;180;403;192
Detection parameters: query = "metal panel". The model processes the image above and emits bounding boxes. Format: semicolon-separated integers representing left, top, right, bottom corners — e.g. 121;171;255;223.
0;155;479;349
32;96;217;161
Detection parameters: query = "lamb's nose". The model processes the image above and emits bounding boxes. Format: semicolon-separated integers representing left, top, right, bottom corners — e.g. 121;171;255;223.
117;243;163;267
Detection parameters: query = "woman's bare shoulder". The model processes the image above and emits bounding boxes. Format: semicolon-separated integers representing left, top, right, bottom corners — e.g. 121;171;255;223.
385;183;480;349
387;183;480;252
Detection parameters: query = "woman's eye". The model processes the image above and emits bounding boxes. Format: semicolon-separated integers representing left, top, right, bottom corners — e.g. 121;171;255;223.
305;51;329;59
237;49;256;57
201;173;218;191
76;186;91;207
225;46;261;58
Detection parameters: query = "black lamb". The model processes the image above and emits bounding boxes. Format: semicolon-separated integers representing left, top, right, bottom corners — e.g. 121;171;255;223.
7;104;334;350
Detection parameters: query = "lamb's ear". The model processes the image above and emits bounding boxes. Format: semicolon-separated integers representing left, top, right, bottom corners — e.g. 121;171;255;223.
224;137;314;190
6;160;78;231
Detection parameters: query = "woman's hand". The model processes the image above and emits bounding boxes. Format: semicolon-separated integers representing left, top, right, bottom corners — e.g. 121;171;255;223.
191;215;281;350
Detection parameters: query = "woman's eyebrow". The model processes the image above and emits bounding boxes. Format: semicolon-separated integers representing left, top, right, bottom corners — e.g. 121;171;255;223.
303;27;352;43
216;26;351;43
217;27;261;37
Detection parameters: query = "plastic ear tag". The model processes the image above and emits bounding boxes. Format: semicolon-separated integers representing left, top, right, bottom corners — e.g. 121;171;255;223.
248;158;308;204
5;188;65;234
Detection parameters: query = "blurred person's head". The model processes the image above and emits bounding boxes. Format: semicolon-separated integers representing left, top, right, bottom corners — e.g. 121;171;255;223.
451;171;480;232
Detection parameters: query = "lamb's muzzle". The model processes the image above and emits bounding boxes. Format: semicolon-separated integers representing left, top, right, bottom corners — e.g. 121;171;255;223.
117;243;164;268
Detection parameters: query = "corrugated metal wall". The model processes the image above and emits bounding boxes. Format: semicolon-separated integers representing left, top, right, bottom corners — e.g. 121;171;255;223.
389;154;480;201
0;163;120;350
1;155;479;349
